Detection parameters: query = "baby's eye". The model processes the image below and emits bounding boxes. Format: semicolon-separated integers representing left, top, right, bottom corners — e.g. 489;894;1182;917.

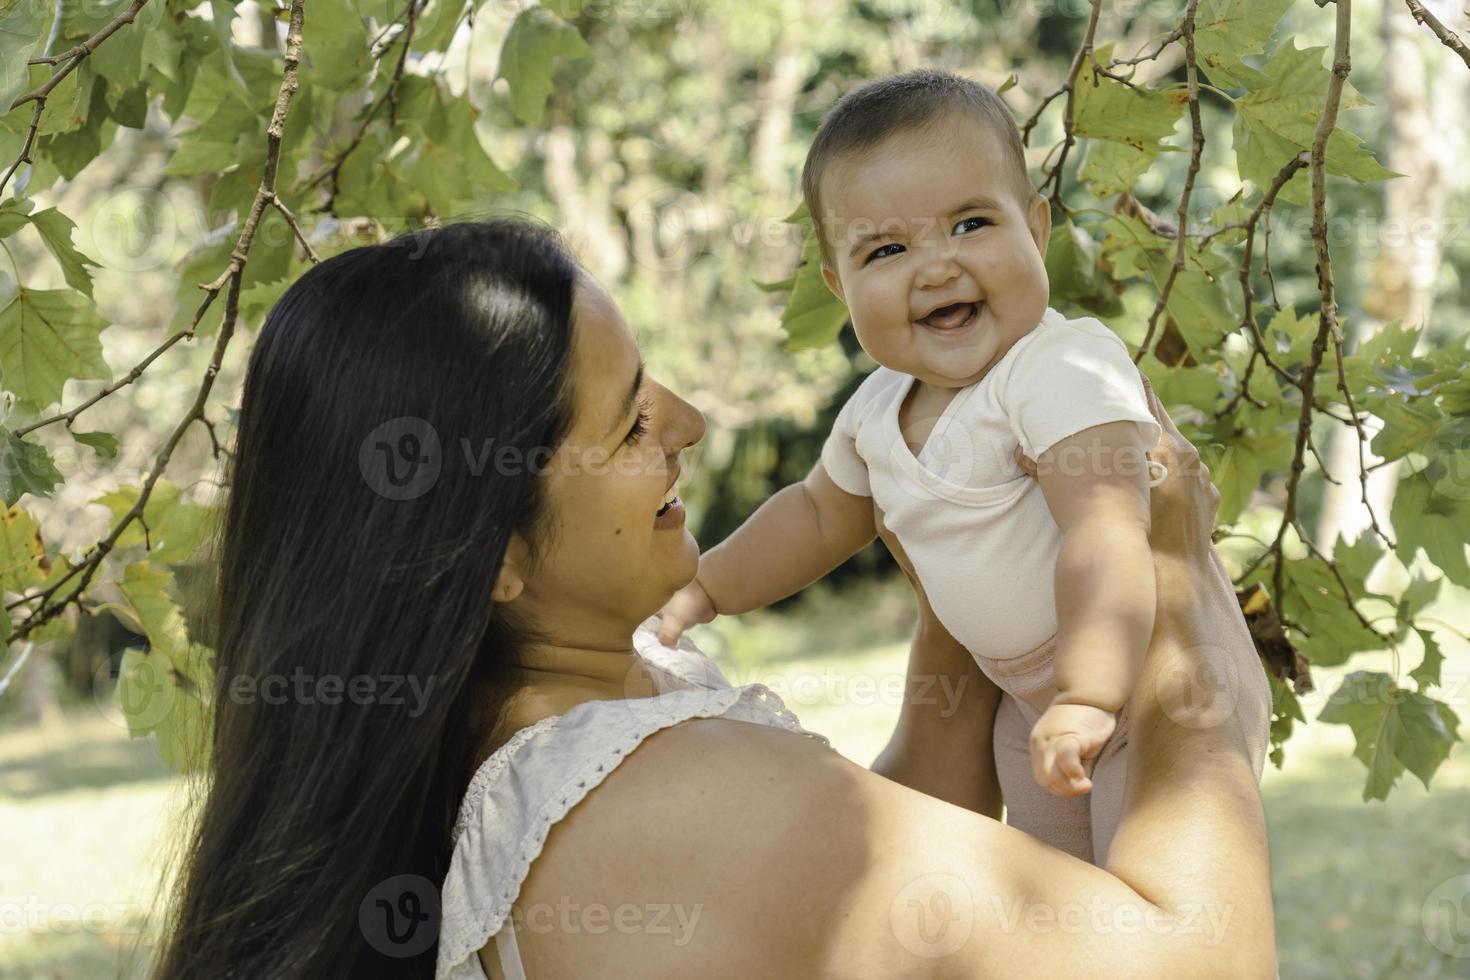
623;399;653;446
865;243;904;264
953;216;992;235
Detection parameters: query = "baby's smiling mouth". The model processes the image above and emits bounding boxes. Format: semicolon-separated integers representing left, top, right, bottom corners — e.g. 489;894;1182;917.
917;301;981;331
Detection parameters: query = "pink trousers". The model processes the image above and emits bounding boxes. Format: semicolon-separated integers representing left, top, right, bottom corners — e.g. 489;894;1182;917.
981;633;1132;866
982;627;1271;866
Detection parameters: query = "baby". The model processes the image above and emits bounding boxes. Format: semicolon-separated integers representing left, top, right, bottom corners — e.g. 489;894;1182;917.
658;70;1169;864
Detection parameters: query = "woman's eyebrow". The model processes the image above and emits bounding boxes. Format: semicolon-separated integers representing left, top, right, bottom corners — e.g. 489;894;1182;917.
605;358;645;438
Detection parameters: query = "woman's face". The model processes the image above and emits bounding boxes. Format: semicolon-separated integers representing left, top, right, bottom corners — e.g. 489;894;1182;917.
507;273;706;646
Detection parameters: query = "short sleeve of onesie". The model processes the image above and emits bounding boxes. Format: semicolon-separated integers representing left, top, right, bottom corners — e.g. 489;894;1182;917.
998;315;1163;461
819;377;877;497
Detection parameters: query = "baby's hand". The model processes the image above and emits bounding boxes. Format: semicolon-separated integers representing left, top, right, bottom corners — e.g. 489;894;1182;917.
1028;701;1118;797
656;577;716;646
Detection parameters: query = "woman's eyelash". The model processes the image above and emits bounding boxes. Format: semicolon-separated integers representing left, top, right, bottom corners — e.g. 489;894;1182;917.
624;398;653;445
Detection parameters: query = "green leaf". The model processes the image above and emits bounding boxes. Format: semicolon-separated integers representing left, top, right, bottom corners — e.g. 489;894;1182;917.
93;479;215;564
1072;42;1184;152
1157;267;1237;357
1409;628;1443;690
0;198;31;237
3;62;86;137
497;7;590;125
27;207;99;298
0;430;62;505
1078;138;1162;200
1265;303;1315;365
411;0;468;54
398;78;515;213
1369;395;1442;462
1331;531;1385;600
116;641;214;773
71;428;118;458
153;652;212;772
1100;213;1167;280
0;0;49;113
1279;556;1389;667
1267;673;1305;769
1138;355;1221;415
1392;469;1470;588
780;221;849;351
0;502;50;593
1045;220;1121;317
1201;429;1292;524
303;0;372;90
117;560;190;664
1398;573;1441;621
0;288;111;408
117;647;176;736
1233;43;1398;204
1193;0;1293;88
1318;671;1461;800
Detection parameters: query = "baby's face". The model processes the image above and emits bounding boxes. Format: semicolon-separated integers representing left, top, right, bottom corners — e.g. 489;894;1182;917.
819;119;1052;388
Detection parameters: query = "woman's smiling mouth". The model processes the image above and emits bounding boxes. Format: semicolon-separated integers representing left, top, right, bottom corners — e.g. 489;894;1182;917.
655;478;685;528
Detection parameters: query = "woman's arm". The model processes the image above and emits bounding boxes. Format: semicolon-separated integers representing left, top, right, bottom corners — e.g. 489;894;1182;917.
508;391;1275;978
870;504;1003;819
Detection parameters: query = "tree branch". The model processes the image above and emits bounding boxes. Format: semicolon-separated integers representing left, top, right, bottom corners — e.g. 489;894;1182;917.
1133;0;1203;365
7;0;309;641
1404;0;1470;71
1267;0;1353;607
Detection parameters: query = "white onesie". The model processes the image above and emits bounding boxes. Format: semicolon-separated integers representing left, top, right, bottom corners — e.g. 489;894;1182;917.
820;306;1163;661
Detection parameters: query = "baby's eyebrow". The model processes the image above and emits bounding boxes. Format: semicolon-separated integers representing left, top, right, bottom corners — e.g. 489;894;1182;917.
947;195;1003;215
847;227;892;259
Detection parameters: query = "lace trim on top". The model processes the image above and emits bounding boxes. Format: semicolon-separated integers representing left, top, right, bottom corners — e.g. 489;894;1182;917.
436;629;826;979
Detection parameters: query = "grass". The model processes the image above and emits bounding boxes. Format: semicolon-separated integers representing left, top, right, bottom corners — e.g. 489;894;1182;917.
3;576;1469;978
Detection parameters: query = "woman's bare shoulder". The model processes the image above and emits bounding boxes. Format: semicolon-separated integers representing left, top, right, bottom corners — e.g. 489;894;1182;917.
492;716;1199;979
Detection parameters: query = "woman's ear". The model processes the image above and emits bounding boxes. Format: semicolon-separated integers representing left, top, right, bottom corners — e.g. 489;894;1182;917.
493;534;530;604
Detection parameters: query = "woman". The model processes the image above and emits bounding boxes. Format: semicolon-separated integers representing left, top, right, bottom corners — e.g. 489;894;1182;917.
150;218;1274;979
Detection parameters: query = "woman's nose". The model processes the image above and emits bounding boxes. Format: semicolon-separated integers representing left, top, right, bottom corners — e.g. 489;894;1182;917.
666;392;706;454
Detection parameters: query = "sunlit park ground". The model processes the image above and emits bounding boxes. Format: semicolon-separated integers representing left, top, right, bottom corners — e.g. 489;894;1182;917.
3;578;1470;979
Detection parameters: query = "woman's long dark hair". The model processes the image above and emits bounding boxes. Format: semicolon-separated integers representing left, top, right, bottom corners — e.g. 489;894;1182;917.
148;218;579;978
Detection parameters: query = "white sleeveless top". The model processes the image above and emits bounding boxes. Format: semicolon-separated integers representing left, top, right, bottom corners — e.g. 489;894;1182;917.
436;617;830;979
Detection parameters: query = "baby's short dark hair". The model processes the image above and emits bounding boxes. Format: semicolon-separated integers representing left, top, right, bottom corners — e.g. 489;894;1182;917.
801;69;1038;266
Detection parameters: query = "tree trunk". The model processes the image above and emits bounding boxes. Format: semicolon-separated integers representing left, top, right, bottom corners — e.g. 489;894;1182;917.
1316;0;1467;549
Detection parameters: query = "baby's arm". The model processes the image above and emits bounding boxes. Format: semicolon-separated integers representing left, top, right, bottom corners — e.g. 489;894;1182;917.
1029;419;1156;796
656;461;877;644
